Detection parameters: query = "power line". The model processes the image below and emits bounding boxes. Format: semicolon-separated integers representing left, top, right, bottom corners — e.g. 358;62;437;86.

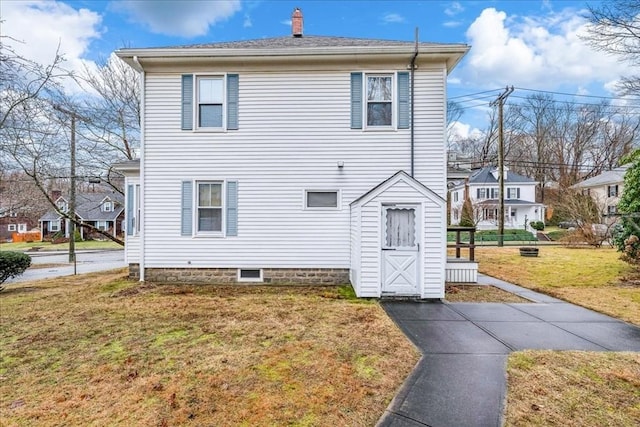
449;88;504;100
514;86;640;102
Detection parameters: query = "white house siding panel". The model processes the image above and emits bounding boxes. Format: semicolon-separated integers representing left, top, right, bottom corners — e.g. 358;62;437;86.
358;180;445;298
142;68;447;269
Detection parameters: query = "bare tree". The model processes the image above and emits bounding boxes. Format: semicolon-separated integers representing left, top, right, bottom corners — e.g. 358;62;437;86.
74;54;140;195
582;0;640;96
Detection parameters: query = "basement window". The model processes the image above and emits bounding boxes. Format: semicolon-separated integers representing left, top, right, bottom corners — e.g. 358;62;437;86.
237;268;263;282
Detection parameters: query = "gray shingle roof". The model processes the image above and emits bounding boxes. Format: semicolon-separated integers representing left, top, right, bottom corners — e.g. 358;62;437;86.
468;167;536;184
159;35;447;50
39;192;124;222
571;166;629;188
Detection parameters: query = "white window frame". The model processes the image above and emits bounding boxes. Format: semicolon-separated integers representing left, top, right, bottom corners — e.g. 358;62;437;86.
103;201;113;212
57;200;68;213
607;205;617;215
364;73;395;130
477;188;487;199
607;185;618;197
453;192;459;202
195;181;225;236
50;220;60;232
237;268;264;283
304;190;341;210
7;224;16;232
18;223;27;233
195;75;226;131
506;188;519;199
96;221;108;231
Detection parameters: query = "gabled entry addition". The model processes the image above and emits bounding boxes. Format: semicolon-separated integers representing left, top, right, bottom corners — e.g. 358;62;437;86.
382;204;421;295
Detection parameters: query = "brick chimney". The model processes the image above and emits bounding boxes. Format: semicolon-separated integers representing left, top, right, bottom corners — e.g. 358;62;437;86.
292;7;303;37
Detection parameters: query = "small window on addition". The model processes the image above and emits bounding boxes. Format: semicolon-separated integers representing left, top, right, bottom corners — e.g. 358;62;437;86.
238;268;263;283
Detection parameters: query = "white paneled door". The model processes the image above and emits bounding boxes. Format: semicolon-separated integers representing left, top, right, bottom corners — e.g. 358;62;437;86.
381;205;420;295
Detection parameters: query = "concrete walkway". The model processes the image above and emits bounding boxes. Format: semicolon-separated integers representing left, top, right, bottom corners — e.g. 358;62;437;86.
378;274;640;427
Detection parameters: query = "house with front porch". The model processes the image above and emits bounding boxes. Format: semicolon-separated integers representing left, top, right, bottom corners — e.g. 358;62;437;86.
115;9;470;298
449;166;545;231
39;192;124;241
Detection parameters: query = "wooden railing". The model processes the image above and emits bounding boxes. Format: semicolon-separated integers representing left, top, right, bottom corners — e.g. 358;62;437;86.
447;226;476;262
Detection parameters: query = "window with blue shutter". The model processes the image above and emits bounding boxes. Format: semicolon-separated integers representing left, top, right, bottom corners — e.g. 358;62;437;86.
226;181;238;236
127;184;134;236
181;75;193;130
182;74;239;130
181;181;193;236
227;74;239;130
397;72;410;129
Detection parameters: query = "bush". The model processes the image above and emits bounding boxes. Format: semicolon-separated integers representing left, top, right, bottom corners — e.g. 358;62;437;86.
0;251;32;290
530;221;545;231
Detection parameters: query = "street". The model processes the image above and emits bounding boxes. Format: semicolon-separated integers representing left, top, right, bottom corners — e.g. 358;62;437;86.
5;249;126;284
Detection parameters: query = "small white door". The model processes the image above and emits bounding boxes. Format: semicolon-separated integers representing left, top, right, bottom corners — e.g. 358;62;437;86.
381;205;420;295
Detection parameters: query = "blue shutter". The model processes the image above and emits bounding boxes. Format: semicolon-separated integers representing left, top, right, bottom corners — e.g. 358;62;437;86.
127;184;134;236
226;181;238;236
181;181;193;236
350;72;363;129
476;188;481;199
227;74;239;130
181;75;193;130
517;188;521;199
397;72;410;129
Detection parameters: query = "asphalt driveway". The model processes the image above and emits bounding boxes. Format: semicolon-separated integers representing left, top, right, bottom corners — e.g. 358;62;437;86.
377;275;640;427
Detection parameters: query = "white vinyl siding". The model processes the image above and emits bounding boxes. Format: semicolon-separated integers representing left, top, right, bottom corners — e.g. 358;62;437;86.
140;65;447;269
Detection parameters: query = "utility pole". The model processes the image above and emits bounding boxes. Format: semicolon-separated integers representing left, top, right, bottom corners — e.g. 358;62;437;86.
54;105;90;271
490;86;514;247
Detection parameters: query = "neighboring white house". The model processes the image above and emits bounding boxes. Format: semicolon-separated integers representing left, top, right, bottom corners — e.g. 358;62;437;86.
449;166;545;231
571;165;629;224
114;9;469;298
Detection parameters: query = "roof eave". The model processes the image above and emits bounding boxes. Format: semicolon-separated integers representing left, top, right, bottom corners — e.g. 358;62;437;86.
116;44;469;73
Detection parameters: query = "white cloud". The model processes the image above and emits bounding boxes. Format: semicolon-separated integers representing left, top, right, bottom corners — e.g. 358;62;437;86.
281;19;292;26
113;0;241;37
448;121;483;141
1;1;102;91
443;20;463;28
382;13;405;24
243;14;253;28
445;2;464;17
460;7;628;91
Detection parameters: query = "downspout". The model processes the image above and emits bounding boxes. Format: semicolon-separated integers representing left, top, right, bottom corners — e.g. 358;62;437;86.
410;28;419;178
133;55;145;282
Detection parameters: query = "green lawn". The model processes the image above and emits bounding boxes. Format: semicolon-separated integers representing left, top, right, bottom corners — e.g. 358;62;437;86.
0;240;122;252
476;246;640;325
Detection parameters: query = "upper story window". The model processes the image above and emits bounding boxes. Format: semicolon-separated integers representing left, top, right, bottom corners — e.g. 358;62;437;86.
607;205;617;215
57;199;68;213
198;77;224;128
181;74;239;131
608;185;619;197
103;200;113;212
350;72;409;130
507;188;521;199
453;191;459;202
366;75;393;127
7;224;16;231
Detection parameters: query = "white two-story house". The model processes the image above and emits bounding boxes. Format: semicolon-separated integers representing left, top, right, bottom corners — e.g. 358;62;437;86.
571;165;628;224
115;10;469;298
449;166;545;231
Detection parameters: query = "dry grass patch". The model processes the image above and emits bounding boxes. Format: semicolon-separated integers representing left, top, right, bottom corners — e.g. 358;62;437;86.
0;271;418;426
506;350;640;427
475;247;640;325
445;284;529;303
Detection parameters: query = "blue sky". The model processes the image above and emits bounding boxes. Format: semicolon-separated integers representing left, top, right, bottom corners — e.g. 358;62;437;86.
2;0;632;136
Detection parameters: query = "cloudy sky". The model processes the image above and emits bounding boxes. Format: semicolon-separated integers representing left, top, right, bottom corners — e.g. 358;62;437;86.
1;0;633;135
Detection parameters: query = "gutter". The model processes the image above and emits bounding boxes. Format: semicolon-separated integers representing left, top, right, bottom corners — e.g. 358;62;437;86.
410;30;419;177
133;55;145;282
